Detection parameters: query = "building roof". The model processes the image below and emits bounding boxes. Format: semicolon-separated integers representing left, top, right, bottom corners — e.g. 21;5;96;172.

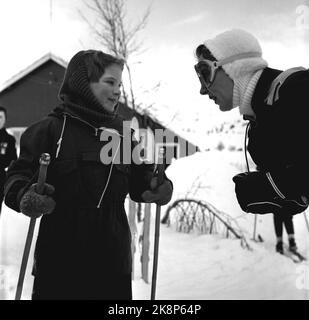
0;52;199;152
0;52;67;92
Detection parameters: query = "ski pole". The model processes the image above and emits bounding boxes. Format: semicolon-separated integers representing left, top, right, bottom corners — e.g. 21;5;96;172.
151;147;165;300
15;153;51;300
252;214;257;241
304;211;309;233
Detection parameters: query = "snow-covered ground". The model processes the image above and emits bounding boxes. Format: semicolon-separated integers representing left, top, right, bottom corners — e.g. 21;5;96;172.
1;151;309;300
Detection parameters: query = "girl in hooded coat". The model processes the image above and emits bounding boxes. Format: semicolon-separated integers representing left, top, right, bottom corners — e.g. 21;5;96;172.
4;50;173;300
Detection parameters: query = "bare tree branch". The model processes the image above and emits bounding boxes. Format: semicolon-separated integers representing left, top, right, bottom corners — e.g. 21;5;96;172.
80;0;152;110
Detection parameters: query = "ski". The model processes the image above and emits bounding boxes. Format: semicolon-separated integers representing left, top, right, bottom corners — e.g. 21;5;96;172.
288;249;306;262
281;247;307;263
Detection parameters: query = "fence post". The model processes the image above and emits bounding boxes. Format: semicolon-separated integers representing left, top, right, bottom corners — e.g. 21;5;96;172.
141;203;151;283
128;199;137;280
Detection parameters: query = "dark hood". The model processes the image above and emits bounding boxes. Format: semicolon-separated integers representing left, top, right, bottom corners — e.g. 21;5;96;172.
57;50;118;127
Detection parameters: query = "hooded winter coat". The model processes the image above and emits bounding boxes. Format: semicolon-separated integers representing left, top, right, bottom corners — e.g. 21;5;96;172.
4;51;158;300
0;127;17;213
246;67;309;198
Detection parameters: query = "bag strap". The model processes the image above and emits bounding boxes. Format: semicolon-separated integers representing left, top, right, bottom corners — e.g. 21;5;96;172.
265;67;306;105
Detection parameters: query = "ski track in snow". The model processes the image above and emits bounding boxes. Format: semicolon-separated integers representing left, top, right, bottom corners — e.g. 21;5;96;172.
1;151;309;300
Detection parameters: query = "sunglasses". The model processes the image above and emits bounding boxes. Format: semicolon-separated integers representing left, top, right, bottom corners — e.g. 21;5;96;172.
194;52;261;92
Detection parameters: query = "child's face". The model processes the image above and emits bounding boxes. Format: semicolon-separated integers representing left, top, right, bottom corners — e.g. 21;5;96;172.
90;64;123;113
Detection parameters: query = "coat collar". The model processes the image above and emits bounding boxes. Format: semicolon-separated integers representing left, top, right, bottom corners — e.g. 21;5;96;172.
251;67;282;115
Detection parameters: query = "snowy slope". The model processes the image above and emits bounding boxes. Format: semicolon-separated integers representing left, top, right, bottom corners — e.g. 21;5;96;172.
165;151;309;249
1;150;308;300
133;226;309;300
132;151;309;300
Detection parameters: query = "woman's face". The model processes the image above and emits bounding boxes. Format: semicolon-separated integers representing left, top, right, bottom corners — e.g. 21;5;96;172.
197;56;234;112
90;63;123;113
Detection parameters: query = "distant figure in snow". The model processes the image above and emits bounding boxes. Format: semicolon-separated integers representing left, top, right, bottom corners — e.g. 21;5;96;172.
4;50;173;299
194;29;308;254
0;106;17;216
273;214;297;254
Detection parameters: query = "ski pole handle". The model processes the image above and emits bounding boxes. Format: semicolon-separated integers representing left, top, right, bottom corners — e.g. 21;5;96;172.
36;153;51;194
15;153;51;300
155;147;165;185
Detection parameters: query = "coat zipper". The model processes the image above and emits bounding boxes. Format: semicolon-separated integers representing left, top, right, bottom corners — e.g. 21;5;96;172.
60;112;123;208
96;138;121;208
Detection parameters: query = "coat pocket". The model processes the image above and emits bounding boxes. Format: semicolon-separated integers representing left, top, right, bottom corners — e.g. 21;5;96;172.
114;163;131;176
50;159;80;204
109;163;131;200
79;152;111;203
52;159;78;175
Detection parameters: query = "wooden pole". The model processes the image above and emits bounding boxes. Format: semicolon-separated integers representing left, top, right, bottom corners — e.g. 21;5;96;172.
151;147;165;300
141;203;151;283
128;199;137;280
253;214;257;241
304;211;309;233
15;153;50;300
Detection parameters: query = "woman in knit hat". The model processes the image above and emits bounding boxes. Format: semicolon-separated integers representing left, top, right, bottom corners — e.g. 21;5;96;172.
4;50;173;299
194;29;309;254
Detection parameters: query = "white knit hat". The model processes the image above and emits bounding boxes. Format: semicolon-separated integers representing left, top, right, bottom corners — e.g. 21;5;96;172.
204;29;268;80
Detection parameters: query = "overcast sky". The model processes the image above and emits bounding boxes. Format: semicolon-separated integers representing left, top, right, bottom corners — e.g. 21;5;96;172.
0;0;308;129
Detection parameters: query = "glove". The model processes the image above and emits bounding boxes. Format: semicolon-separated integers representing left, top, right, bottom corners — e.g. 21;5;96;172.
232;171;307;215
141;177;173;206
19;183;56;218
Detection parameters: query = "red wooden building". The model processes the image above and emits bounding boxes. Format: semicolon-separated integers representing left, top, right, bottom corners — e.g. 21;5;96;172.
0;53;199;159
